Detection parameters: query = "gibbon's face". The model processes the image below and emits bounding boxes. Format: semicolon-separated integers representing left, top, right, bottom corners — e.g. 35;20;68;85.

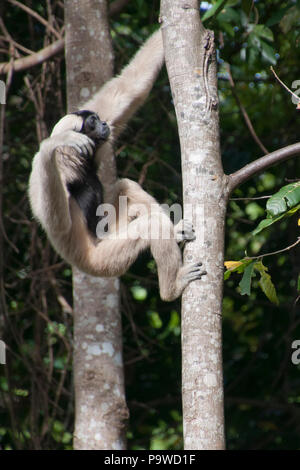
81;112;110;146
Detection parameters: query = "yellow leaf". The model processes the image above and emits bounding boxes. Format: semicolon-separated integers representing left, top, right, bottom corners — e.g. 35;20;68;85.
298;218;300;226
224;261;244;270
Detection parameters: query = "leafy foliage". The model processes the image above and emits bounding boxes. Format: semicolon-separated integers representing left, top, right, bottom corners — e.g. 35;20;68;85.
253;182;300;235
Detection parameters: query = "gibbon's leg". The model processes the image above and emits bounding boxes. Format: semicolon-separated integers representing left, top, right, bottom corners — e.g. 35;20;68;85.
83;29;164;141
82;210;204;302
113;178;195;242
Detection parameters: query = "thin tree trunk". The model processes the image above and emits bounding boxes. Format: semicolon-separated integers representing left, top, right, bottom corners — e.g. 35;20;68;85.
160;0;228;450
64;0;128;450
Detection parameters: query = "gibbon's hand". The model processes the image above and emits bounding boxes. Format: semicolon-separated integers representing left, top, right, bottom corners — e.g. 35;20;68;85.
174;219;196;242
41;130;95;158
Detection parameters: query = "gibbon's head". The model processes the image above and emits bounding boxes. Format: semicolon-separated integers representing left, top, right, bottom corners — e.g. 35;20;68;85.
51;110;110;146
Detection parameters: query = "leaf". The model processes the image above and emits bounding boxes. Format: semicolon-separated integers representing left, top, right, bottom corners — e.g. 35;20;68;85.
241;0;252;16
255;261;279;305
218;6;241;23
260;40;277;65
148;311;163;329
218;21;235;37
280;6;300;34
224;261;244;270
266;6;292;27
131;285;147;301
224;258;253;280
202;0;228;22
253;25;274;42
248;31;261;49
252;212;285;236
266;182;300;216
258;271;279;304
239;261;256;296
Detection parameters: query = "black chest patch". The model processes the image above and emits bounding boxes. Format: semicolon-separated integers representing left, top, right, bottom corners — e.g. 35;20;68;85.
67;163;103;238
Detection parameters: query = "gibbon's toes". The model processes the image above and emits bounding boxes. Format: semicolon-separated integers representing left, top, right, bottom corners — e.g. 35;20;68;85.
185;262;207;281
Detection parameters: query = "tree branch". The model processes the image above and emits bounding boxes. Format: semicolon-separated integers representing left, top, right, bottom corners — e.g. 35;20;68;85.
0;0;130;75
228;142;300;193
0;39;64;74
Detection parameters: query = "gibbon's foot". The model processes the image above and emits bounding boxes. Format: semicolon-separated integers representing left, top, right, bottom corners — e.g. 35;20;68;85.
174;219;196;242
53;130;95;157
169;262;207;300
181;262;207;283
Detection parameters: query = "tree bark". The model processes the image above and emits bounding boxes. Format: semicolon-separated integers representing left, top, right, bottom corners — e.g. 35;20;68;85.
160;0;227;450
64;0;128;450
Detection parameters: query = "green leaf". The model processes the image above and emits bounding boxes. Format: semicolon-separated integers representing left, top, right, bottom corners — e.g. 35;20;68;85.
254;261;279;305
148;311;163;329
266;6;292;27
218;6;241;23
239;261;256;296
241;0;252;16
218;21;235;37
266;182;300;216
131;285;147;301
252;212;286;236
224;259;253;280
260;40;277;65
248;32;261;50
202;0;228;22
253;25;274;42
280;6;300;34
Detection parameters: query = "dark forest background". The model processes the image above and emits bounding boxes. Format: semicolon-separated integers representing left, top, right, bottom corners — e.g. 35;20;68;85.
0;0;299;449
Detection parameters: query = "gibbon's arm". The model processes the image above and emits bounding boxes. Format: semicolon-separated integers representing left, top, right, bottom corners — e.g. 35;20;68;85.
83;29;164;139
29;131;95;238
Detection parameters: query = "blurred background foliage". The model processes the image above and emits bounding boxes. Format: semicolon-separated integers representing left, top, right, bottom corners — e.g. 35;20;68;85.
0;0;299;450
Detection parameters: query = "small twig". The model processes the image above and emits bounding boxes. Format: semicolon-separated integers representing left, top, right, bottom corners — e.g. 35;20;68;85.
270;66;300;103
138;157;157;186
245;237;300;261
7;0;62;40
226;63;269;154
0;35;34;55
229;195;271;201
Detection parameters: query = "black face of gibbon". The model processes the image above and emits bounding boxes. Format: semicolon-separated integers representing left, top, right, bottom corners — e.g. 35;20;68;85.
73;110;110;146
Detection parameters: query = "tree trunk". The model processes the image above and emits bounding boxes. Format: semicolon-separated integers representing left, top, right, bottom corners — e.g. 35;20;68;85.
160;0;228;450
64;0;128;450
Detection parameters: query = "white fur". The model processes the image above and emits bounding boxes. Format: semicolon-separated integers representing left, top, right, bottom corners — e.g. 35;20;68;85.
28;30;205;301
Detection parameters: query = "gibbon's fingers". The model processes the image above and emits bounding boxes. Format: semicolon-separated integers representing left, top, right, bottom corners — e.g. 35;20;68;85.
174;219;196;242
58;135;94;157
43;130;95;158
